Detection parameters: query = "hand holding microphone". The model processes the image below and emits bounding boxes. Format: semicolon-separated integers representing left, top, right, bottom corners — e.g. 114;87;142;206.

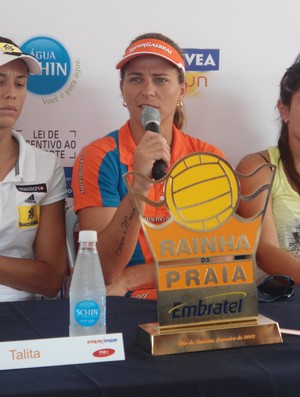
141;106;167;180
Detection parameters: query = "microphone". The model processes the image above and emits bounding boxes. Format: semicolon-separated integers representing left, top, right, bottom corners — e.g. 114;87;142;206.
141;106;167;180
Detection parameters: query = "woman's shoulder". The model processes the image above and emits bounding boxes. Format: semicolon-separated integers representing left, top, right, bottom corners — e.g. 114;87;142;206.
27;142;58;163
15;130;59;165
236;149;270;173
79;130;119;156
177;129;224;156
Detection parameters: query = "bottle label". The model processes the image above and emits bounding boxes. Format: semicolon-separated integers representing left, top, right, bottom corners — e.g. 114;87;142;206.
74;300;100;327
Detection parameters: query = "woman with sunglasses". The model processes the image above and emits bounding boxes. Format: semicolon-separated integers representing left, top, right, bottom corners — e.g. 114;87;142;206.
0;37;67;301
72;32;224;299
237;56;300;284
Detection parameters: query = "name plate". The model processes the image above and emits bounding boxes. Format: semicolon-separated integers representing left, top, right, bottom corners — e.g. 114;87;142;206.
0;333;125;370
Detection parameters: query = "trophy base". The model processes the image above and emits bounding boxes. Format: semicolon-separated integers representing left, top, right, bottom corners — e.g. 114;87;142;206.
136;314;282;356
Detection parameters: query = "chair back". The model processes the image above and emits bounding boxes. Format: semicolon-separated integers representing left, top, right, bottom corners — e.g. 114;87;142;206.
65;205;78;270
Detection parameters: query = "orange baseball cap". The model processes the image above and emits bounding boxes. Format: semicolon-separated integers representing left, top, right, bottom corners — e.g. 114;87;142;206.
116;38;185;75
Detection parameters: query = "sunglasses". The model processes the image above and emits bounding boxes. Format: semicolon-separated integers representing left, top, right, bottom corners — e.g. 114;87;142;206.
257;274;294;303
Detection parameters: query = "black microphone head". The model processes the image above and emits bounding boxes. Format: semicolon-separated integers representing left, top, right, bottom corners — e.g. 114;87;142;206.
141;106;161;131
141;106;166;180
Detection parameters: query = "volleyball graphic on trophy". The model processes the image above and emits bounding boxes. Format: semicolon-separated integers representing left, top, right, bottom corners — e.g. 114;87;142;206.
164;153;240;231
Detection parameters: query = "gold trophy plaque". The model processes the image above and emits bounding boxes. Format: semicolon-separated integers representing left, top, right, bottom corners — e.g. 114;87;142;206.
124;153;282;355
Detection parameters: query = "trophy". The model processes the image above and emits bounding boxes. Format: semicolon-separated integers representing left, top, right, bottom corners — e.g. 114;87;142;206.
124;153;282;355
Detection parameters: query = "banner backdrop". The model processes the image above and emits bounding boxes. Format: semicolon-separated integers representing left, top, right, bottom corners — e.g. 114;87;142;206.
2;0;300;203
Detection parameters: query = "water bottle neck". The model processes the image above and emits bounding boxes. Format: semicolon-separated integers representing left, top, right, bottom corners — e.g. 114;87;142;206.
78;241;98;254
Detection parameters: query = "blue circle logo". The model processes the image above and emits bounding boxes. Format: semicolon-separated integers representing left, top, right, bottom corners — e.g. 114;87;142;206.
21;36;71;95
74;300;100;327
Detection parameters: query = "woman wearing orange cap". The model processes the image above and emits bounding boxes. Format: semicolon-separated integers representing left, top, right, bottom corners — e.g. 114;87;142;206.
72;33;224;299
0;37;67;301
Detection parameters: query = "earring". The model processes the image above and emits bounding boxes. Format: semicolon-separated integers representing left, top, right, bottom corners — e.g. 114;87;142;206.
177;99;183;108
122;100;127;108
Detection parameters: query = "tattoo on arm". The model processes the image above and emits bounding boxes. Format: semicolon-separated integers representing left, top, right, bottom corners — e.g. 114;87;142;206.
115;207;136;256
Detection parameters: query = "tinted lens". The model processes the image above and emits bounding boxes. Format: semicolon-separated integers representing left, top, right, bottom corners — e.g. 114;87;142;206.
258;275;294;297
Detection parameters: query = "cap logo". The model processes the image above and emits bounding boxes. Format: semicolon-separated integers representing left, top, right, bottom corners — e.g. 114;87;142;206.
129;41;173;56
0;42;21;54
116;38;185;75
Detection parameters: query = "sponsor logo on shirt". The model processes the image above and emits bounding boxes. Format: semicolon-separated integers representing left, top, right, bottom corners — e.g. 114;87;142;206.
25;194;37;204
16;184;47;193
18;205;40;228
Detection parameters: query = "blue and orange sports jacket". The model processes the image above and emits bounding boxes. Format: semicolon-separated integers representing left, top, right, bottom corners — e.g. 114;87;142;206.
72;122;224;297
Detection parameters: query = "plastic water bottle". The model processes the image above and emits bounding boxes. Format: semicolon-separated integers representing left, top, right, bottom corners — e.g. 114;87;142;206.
69;230;106;336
